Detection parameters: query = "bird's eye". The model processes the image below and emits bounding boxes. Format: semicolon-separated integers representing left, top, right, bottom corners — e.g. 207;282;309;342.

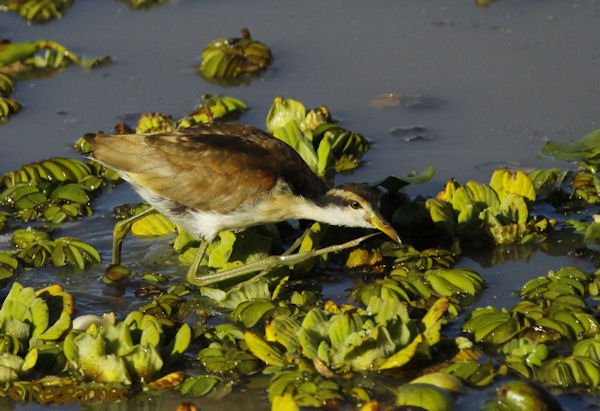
350;201;361;210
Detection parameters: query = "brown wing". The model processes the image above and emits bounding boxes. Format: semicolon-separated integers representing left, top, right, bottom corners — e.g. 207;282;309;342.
86;123;327;214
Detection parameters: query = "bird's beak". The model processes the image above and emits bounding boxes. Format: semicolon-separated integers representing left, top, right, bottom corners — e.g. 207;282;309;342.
369;213;402;244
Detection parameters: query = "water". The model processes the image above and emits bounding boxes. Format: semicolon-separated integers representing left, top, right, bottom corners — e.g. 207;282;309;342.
2;0;600;409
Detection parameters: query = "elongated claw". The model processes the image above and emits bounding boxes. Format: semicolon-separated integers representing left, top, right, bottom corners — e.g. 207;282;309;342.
187;232;380;287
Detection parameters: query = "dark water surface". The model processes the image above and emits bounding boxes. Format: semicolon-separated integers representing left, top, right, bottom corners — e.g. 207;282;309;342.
2;0;600;410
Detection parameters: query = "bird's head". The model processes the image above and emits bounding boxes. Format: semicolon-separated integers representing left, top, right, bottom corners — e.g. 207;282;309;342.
317;183;401;244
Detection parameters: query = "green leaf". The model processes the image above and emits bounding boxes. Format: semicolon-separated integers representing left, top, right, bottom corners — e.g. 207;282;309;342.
244;332;286;366
171;323;191;356
227;230;272;266
539;128;600;165
266;97;306;133
316;132;334;178
584;222;600;244
489;169;536;202
395;383;454;411
50;183;89;204
199;30;272;81
442;360;496;387
528;168;566;199
497;193;529;225
208;231;237;268
298;309;331;360
272;393;299;411
452;182;499;214
266;315;301;353
202;278;271;309
463;307;519;344
426;198;457;236
123;344;164;380
0;42;38;66
21;348;38;372
273;121;318;174
376;167;436;192
231;299;276;328
131;213;176;236
539;356;600;388
180;375;221;397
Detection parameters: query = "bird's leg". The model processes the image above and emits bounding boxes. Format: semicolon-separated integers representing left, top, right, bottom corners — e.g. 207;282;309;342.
250;225;322;282
283;225;314;256
190;233;380;287
186;240;210;284
111;206;157;265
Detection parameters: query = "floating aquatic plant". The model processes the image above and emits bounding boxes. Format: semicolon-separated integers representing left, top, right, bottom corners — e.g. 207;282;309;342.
266;97;370;180
1;0;73;24
0;157;116;224
426;169;554;246
484;380;564;411
64;311;191;384
0;39;109;76
0;39;108;123
177;95;248;129
199;29;272;84
353;266;484;317
10;228;100;270
117;0;166;11
452;266;600;392
539;128;600;166
0;73;20;121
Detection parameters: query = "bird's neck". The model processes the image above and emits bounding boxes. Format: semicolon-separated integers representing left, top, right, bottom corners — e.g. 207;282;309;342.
290;197;371;229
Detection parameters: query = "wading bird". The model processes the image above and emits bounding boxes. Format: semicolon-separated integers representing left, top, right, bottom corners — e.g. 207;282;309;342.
85;123;401;285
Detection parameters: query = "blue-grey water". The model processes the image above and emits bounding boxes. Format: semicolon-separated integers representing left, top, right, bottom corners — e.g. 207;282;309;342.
2;1;600;410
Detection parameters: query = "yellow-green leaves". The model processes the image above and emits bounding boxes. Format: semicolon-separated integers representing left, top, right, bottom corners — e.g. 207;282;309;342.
463;307;520;345
267;370;342;408
503;339;549;379
489;169;536;202
180;375;223;397
131;213;176;236
539;356;600;388
0;282;74;357
64;311;191;385
378;297;449;370
244;332;286;367
199;29;272;83
487;380;564;411
271;393;299;411
2;0;73;24
0;74;20;122
425;268;484;298
266;97;306;132
0;39;108;122
12;228;100;270
0;157;112;224
426;169;551;245
355;266;483;317
395;383;454;411
266;97;370;179
135;112;176;135
539;127;600;166
50;237;101;270
0;40;108;72
177;95;248;128
295;296;445;373
459;266;600;391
